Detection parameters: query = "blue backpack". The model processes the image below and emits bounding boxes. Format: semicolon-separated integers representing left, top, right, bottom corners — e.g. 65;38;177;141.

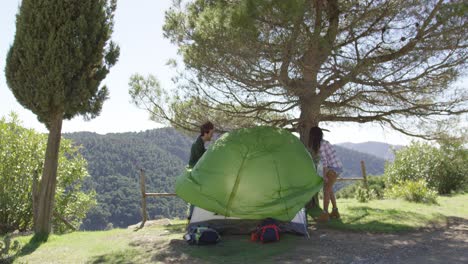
184;226;221;245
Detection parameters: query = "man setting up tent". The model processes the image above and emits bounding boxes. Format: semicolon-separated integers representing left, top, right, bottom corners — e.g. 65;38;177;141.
188;121;215;168
187;121;215;220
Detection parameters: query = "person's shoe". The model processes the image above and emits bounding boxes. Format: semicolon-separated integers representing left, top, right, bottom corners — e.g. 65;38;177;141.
330;208;340;219
317;212;330;222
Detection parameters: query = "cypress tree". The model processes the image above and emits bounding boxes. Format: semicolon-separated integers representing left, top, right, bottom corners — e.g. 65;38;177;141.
5;0;119;237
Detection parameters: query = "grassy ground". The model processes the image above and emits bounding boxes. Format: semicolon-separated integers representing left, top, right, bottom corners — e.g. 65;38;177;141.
4;193;467;264
319;194;468;232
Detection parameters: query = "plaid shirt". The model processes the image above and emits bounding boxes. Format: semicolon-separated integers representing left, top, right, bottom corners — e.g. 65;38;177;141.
319;140;343;173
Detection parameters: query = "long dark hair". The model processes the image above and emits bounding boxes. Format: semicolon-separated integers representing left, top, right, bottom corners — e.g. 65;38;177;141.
308;126;323;155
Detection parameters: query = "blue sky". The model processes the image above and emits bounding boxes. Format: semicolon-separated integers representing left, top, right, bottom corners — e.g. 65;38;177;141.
2;1;457;145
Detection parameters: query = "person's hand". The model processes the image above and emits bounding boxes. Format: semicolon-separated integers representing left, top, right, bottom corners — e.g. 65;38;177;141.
323;176;328;184
327;170;337;178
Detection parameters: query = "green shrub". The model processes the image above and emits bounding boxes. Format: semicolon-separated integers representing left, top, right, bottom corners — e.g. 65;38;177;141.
437;140;468;194
335;182;358;199
336;175;386;200
0;113;96;234
366;176;387;199
384;179;438;204
355;186;377;203
385;141;467;194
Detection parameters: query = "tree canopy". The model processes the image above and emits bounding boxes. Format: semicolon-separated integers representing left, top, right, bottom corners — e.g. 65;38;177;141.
130;0;467;141
6;0;119;124
5;0;119;236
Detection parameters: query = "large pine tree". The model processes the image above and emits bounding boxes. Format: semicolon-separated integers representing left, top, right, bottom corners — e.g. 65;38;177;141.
5;0;119;237
131;0;467;140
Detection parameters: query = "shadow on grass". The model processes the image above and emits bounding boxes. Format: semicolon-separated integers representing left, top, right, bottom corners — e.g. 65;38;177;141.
16;234;48;258
150;234;303;264
1;233;48;263
133;222;187;235
325;206;446;232
162;223;187;235
306;206;323;219
86;249;140;264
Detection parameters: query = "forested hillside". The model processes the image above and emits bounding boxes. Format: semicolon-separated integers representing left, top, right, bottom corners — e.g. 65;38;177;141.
335;146;385;177
65;128;385;230
64;128;192;230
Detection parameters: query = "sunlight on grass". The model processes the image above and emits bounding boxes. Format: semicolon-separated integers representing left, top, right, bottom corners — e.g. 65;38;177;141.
326;194;468;232
7;194;467;263
14;229;136;263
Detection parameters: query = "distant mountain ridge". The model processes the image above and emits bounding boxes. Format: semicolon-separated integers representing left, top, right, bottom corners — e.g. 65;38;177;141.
338;141;404;161
64;128;387;230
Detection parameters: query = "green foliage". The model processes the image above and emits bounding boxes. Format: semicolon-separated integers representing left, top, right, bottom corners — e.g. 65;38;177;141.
0;114;96;234
336;176;386;200
5;0;119;124
365;176;387;199
385;179;438;204
65;128;387;229
335;183;357;199
53;142;97;233
128;74;291;133
148;0;468;141
385;141;467;194
5;0;120;236
64;128;193;230
355;186;377;203
437;138;468;194
0;114;43;233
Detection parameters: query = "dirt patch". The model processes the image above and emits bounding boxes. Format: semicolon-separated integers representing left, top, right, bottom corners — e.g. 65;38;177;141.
275;217;468;264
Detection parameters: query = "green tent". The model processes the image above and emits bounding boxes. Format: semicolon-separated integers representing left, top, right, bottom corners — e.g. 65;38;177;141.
176;126;323;221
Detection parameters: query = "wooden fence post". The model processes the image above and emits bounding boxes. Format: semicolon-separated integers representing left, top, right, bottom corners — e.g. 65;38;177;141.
360;160;369;193
139;169;148;228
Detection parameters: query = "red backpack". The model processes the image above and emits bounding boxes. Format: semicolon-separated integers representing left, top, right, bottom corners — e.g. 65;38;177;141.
251;218;280;243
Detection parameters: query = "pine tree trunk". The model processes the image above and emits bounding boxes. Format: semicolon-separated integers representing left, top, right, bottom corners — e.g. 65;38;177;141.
34;114;63;236
299;102;321;210
32;169;40;231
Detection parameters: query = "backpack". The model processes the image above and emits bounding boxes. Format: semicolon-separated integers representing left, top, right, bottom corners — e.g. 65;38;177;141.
251;218;280;243
184;226;221;245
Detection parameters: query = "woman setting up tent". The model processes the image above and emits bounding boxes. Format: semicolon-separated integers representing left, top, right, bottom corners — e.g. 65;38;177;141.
308;126;343;222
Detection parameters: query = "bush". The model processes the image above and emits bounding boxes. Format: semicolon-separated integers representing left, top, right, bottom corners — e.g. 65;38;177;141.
336;175;387;200
365;176;387;199
335;182;357;199
385;141;467;194
355;186;377;203
437;139;468;194
384;179;438;204
0;113;96;234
